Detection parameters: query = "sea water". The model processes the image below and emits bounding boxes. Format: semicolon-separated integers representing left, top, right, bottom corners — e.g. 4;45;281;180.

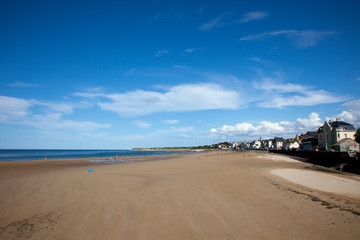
0;149;186;161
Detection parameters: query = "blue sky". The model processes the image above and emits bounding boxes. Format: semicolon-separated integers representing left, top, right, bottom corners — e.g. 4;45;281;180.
0;0;359;149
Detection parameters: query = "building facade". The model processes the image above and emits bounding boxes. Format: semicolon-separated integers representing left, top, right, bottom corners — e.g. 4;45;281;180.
333;138;359;152
318;119;356;148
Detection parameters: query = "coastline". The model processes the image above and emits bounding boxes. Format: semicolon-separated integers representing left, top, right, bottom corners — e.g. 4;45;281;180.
131;147;206;152
0;149;191;162
1;151;359;239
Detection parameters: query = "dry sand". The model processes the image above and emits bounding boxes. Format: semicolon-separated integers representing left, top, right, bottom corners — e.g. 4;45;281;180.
1;151;360;240
271;169;360;197
257;153;299;162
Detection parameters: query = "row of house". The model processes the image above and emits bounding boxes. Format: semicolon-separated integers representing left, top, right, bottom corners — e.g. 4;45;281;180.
231;118;359;152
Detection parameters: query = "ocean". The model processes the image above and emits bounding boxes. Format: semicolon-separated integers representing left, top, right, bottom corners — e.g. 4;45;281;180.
0;149;187;162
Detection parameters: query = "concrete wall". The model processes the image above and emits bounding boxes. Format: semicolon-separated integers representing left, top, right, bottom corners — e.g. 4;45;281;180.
269;150;356;167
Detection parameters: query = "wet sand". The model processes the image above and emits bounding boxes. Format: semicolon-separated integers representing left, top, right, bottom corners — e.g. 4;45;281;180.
1;151;359;240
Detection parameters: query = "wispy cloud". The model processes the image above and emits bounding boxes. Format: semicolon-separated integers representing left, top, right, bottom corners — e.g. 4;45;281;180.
123;68;136;77
157;126;194;134
163;120;179;124
0;96;32;122
133;120;151;129
30;100;76;115
239;30;336;48
0;95;110;131
199;11;267;31
185;47;204;53
239;30;297;41
155;50;169;57
249;57;271;66
7;81;43;88
199;14;229;31
24;113;111;131
173;65;190;70
238;11;268;23
253;79;346;108
75;83;241;117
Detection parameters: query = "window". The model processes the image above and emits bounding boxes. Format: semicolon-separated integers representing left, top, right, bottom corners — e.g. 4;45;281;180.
344;134;347;138
338;133;340;138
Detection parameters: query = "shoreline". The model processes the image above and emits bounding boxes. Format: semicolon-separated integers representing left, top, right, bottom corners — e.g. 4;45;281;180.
0;149;193;162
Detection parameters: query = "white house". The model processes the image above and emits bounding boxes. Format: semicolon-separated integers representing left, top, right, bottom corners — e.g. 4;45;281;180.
273;137;285;150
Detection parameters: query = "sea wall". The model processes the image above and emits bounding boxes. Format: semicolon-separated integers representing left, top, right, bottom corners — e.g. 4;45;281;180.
269;150;358;167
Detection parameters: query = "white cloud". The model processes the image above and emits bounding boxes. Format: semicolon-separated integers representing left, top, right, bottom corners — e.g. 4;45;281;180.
77;83;241;116
296;112;323;130
339;99;360;127
254;80;346;108
254;79;307;93
0;95;32;122
0;95;110;132
163;120;179;124
239;30;336;48
25;113;111;131
210;112;324;141
210;98;359;142
238;11;268;23
258;91;343;108
336;111;355;122
30;100;76;115
133;120;151;129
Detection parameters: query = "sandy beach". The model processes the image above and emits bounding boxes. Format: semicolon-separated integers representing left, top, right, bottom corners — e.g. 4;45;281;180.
1;151;360;240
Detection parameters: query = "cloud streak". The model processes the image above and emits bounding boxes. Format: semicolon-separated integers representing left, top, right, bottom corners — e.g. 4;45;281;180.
163;120;179;124
185;47;204;53
253;78;346;108
238;11;268;23
199;14;228;31
24;113;111;132
199;11;267;31
7;81;43;88
0;96;32;122
239;30;336;48
0;95;110;131
133;120;151;129
75;83;241;116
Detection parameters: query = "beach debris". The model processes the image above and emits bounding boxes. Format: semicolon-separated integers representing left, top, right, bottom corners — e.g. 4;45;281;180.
88;170;93;172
